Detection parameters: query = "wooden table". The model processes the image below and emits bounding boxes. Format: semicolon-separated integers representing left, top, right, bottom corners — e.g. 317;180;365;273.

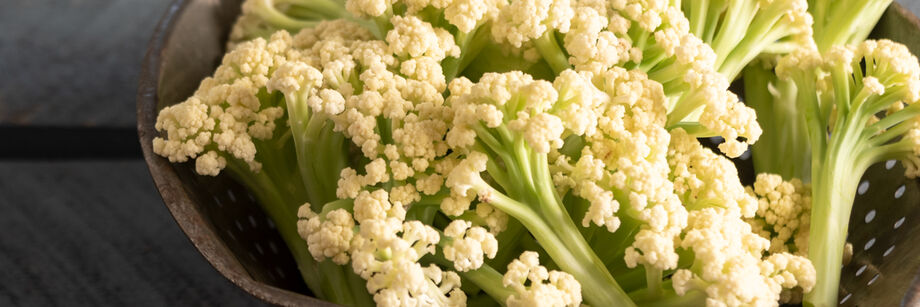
0;0;262;305
1;0;919;306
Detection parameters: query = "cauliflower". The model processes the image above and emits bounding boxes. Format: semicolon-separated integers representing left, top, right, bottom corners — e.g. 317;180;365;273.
152;1;915;306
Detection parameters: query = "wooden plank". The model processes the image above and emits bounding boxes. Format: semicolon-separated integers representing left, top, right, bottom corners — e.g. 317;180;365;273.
0;161;263;306
0;0;173;125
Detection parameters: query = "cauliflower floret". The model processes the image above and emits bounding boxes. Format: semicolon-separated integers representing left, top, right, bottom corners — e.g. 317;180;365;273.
623;226;681;271
354;189;406;222
350;219;465;307
443;0;502;33
475;203;509;234
442;220;498;272
345;0;395;17
673;207;816;307
503;251;582;307
747;173;811;255
195;151;227;176
153;33;293;175
387;16;460;60
508;111;566;153
292;19;376;50
564;6;632;74
668;128;758;218
552;69;606;136
442;152;489;216
297;203;355;264
491;0;574;47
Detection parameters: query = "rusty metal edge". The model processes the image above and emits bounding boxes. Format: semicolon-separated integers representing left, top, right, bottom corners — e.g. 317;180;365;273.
895;2;920;30
889;3;920;306
136;1;335;306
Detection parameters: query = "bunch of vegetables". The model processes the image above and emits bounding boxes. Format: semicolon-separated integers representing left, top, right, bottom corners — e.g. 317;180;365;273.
151;0;917;305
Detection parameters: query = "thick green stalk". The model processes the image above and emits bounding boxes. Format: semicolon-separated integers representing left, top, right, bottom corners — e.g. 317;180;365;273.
461;265;514;303
480;186;635;307
686;0;711;39
665;91;705;128
285;96;327;205
804;101;871;307
262;97;372;306
809;0;829;39
813;0;892;52
282;0;349;19
744;64;812;180
629;286;707;307
429;252;514;305
533;30;571;75
709;0;755;67
249;2;320;31
225;160;362;305
719;26;782;80
443;25;493;82
803;153;862;307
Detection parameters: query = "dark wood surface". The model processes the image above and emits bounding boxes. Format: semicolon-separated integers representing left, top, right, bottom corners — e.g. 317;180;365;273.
0;162;262;306
0;0;918;306
0;0;172;125
0;0;264;305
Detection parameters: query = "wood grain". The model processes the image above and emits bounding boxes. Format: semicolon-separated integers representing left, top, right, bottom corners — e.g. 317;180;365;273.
0;0;172;125
0;161;263;306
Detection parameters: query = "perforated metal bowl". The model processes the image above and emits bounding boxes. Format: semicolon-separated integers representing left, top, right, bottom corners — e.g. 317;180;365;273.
137;1;920;306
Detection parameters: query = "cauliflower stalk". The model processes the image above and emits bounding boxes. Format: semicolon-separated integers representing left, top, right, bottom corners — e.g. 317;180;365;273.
766;40;920;307
230;0;373;42
677;0;815;80
809;0;894;51
744;0;893;181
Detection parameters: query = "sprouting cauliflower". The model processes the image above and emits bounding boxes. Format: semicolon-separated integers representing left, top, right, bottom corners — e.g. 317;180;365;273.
151;0;915;306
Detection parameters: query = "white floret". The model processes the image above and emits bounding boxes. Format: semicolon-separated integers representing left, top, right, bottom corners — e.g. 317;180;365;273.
669;128;758;218
195;151;227;176
491;0;574;47
297;203;356;265
350;217;465;307
442;220;498;272
503;251;582;307
445;152;489;200
675;207;817;307
387;16;460;60
747;173;811;254
475;204;509;234
153;33;295;175
345;0;394;17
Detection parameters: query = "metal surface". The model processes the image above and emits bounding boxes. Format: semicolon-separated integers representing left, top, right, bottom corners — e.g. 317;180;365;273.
138;0;334;306
137;1;920;306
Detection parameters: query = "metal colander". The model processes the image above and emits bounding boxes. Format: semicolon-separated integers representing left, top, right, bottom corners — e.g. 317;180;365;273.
136;1;920;306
